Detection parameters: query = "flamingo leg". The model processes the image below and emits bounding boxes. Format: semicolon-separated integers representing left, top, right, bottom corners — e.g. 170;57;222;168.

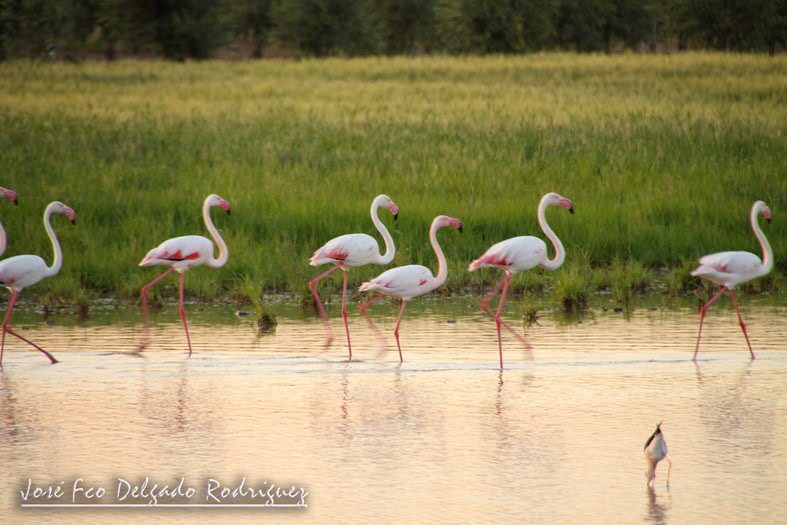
340;268;352;360
479;274;507;320
393;300;409;363
729;290;755;359
178;270;193;356
6;328;58;363
359;294;386;314
136;267;176;352
0;291;19;366
480;272;531;366
693;285;728;361
359;294;388;357
494;273;513;369
0;292;58;365
308;264;343;352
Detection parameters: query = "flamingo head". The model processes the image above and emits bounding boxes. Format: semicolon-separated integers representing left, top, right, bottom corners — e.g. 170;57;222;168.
0;187;17;205
375;194;399;221
755;201;771;224
434;215;463;233
207;194;231;215
49;201;76;224
544;192;574;214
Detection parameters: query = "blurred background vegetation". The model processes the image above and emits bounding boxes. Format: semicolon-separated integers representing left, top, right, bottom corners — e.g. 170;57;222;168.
0;0;784;62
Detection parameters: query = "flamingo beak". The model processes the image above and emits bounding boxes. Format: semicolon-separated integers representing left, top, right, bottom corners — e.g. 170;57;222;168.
64;207;76;224
568;206;574;215
3;189;17;205
393;212;398;221
458;225;463;233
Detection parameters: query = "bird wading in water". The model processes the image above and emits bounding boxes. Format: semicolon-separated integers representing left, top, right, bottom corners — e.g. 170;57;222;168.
644;421;671;487
137;194;231;355
469;192;573;368
309;194;399;359
691;200;773;360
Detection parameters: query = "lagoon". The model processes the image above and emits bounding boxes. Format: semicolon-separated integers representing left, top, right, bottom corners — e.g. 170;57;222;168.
0;296;785;523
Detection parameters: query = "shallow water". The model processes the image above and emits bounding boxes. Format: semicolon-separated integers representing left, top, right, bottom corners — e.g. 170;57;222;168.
1;296;786;524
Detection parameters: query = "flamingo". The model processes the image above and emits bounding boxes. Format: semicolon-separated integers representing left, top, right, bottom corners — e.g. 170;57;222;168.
469;192;573;368
0;201;75;366
137;194;231;355
309;194;399;359
691;200;772;361
644;421;671;487
359;215;463;362
0;187;18;258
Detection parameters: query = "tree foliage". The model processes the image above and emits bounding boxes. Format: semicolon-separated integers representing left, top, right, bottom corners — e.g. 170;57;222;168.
0;0;782;60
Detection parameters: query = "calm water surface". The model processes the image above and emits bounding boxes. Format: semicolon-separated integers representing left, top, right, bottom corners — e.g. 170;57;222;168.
0;297;785;524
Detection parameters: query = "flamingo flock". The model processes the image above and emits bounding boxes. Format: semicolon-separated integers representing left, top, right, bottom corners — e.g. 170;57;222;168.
0;188;776;368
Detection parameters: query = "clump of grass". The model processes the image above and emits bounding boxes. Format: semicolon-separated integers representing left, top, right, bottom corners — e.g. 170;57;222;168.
665;258;701;298
300;286;318;314
72;288;90;320
607;258;655;307
237;276;277;332
552;262;591;311
523;306;539;325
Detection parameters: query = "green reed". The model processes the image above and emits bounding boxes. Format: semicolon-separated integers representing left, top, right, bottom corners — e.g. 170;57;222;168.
0;53;784;307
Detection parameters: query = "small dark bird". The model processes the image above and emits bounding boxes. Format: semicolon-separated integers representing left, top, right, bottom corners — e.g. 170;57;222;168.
644;421;671;486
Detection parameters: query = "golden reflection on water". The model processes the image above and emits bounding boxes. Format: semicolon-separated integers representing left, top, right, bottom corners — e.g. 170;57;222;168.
0;302;785;524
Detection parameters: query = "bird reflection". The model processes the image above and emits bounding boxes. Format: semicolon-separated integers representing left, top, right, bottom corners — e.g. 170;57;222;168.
359;303;390;359
137;360;203;436
693;361;770;444
645;485;671;524
0;370;19;442
495;370;504;416
338;369;350;435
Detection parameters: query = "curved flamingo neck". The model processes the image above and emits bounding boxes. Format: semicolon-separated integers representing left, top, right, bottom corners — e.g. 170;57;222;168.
429;220;449;289
43;204;64;277
751;204;773;276
0;221;6;257
371;199;395;265
204;200;228;268
538;198;565;271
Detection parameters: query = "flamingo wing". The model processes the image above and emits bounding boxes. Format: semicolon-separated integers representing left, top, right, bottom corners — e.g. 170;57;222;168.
691;251;763;286
139;235;214;268
310;233;379;267
0;255;49;290
360;265;435;299
470;236;547;273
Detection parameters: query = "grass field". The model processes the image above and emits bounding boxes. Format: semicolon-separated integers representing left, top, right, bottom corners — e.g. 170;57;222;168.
0;53;785;309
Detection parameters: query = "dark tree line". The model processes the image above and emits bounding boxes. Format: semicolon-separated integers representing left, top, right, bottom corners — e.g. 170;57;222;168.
0;0;784;61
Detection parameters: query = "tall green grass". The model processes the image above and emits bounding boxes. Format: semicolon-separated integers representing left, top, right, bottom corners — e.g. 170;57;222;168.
0;54;784;305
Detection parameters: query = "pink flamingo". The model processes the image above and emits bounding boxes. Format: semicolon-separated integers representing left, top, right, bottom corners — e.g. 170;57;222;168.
691;200;772;360
0;187;18;258
138;194;231;355
469;192;573;368
309;194;399;359
359;215;463;362
0;201;75;366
